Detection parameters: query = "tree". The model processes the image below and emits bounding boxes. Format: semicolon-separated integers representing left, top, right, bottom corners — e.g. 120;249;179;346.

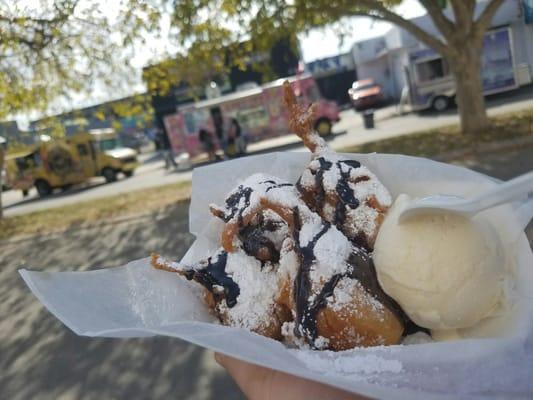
0;0;161;218
168;0;505;134
0;0;161;120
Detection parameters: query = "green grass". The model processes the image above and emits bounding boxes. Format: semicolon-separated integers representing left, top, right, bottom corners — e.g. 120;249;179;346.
0;181;191;240
339;109;533;157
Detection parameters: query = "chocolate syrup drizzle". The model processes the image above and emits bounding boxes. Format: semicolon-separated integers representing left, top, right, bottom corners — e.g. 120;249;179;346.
240;223;280;264
261;180;293;192
222;185;253;224
297;157;373;249
289;205;404;348
218;180;294;223
181;251;240;308
191;179;294;306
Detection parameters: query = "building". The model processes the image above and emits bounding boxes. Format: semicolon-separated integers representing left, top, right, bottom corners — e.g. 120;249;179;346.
351;0;533;105
29;94;154;139
0;121;35;146
306;53;357;106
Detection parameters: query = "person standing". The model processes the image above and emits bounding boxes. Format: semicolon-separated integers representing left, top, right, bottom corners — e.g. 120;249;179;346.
198;128;218;161
211;108;229;155
225;118;246;158
157;129;178;169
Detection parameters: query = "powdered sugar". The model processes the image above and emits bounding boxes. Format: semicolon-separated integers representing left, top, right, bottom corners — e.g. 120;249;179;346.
326;278;385;321
297;152;392;248
344;205;380;240
218;249;281;331
278;238;299;281
293;348;403;378
308;130;329;152
299;220;324;247
155;256;186;272
310;227;353;281
298;168;315;189
177;154;398;350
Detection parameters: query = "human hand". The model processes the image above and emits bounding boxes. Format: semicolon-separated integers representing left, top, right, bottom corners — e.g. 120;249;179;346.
215;353;370;400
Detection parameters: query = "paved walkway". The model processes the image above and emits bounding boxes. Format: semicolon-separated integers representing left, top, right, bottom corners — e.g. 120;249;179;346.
0;205;244;400
1;142;532;399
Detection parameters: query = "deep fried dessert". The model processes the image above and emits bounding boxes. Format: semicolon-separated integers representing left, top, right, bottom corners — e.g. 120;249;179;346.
283;82;391;250
153;172;404;350
152;249;290;340
149;82;412;351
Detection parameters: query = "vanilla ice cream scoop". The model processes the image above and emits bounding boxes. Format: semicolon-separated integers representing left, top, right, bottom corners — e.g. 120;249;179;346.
374;194;506;331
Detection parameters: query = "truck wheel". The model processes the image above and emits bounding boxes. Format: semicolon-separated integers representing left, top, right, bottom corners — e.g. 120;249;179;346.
35;180;52;197
315;118;332;136
123;170;134;178
432;96;450;112
103;167;117;183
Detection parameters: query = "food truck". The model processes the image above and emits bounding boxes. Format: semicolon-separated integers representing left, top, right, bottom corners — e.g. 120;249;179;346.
5;129;138;197
406;27;526;111
163;74;340;158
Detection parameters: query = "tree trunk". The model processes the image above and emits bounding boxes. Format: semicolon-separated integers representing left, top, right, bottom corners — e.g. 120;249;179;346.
448;44;490;135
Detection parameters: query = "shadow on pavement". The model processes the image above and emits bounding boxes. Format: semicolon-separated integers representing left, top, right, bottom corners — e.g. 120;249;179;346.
140;151;164;164
3;180;108;211
0;201;244;400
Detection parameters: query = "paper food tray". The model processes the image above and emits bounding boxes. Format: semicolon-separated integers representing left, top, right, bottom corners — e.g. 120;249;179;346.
20;152;533;400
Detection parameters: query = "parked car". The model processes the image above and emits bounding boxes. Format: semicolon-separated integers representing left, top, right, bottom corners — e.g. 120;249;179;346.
348;79;385;111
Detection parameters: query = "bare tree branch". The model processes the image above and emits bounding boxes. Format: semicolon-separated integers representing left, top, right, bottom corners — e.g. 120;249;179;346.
474;0;505;37
449;0;475;34
355;0;452;57
418;0;455;40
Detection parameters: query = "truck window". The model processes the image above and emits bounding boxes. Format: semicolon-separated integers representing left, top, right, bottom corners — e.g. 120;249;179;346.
98;138;121;151
415;58;450;83
237;106;269;129
305;85;321;102
77;144;89;156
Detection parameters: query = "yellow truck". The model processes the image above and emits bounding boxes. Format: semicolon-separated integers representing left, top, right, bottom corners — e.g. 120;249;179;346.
5;129;139;197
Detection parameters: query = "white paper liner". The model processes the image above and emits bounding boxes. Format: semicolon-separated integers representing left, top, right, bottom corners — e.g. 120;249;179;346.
20;152;533;399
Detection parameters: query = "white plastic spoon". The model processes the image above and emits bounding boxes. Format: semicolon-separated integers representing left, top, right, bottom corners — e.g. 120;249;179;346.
399;170;533;223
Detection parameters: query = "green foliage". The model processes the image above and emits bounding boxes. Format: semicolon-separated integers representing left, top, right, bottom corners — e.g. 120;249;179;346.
162;0;504;134
0;0;161;119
